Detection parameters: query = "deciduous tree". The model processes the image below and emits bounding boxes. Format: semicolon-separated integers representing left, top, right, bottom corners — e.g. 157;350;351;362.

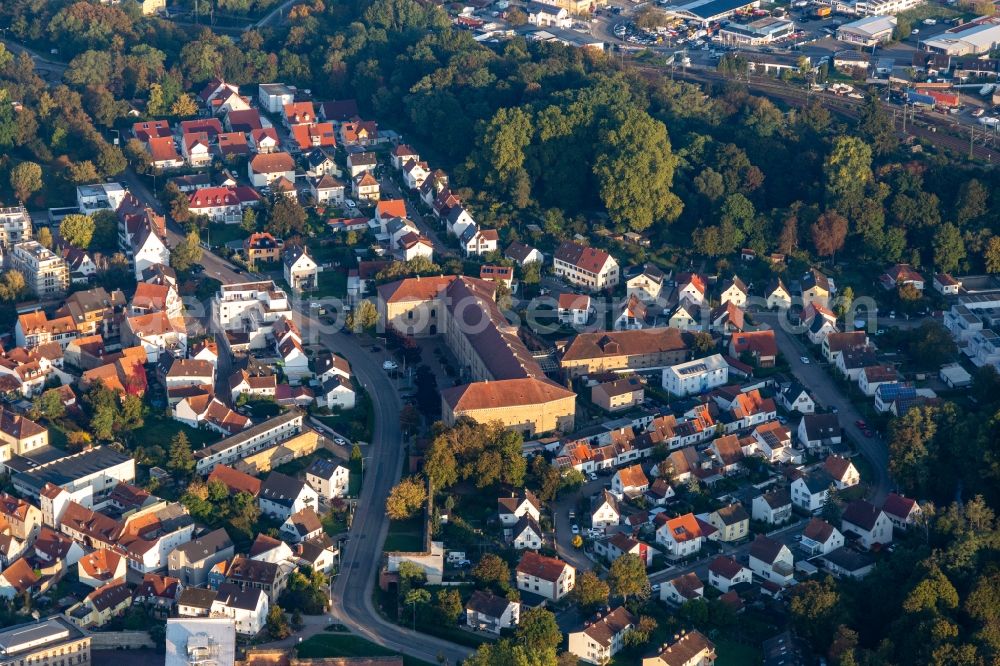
811;211;848;262
385;476;426;520
608;553;650;602
60;214;95;249
9;162;42;202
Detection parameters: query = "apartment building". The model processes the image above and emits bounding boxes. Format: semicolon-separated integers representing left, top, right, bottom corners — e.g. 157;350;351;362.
211;281;293;350
8;240;70;298
553;241;619;291
662;354;729;397
193;410;305;475
0;206;31;249
0;616;90;666
560;328;690;378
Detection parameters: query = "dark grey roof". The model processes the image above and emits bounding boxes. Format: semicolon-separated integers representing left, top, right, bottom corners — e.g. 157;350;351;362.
821;546;875;572
801;413;840;441
466;590;515;618
178;587;218;609
841;500;884;532
215;582;264;611
260;472;307;508
173;528;233;562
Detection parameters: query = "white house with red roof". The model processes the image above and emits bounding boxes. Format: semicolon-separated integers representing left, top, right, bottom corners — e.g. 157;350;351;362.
675;272;707;306
553;241;619;291
188;186;261;224
879;264;924;291
841;500;892;549
515;551;575;601
182;132;212;167
558;293;592;326
655;513;714;560
882;493;921;531
707;555;751;592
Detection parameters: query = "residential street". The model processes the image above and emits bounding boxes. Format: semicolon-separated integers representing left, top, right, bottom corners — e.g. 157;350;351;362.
755;312;892;504
378;175;456;259
299;310;473;666
647;517;809;585
121;166;248;285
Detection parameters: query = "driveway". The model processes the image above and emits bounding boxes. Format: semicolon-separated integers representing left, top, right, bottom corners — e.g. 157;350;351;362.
756;312;892;503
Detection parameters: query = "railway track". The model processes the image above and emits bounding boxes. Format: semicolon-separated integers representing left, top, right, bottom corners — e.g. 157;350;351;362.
633;63;999;163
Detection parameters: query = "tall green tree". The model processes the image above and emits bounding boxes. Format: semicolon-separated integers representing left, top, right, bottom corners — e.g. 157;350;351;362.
608;553;650;602
593;108;682;232
60;214;95;249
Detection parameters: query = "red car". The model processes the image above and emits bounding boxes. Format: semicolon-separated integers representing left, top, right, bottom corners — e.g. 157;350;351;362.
855;419;867;429
863;429;874;438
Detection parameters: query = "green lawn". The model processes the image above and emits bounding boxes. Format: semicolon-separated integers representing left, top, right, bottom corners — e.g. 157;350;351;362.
296;633;435;666
206;223;250;247
311;268;348;298
132;414;218;450
384;516;424;552
715;637;762;666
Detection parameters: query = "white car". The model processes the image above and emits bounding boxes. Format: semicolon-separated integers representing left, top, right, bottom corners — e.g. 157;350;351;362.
309;302;321;309
346;200;357;208
800;356;810;365
571;524;580;535
382;360;399;371
334;437;348;446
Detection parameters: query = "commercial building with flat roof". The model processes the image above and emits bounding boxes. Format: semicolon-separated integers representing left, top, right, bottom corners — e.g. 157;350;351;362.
837;14;897;46
664;0;760;26
0;616;90;665
165;617;236;666
921;18;1000;56
11;446;135;503
718;16;795;45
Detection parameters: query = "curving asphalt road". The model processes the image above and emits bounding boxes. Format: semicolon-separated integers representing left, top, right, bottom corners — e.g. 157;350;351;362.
300;312;473;666
756;311;892;503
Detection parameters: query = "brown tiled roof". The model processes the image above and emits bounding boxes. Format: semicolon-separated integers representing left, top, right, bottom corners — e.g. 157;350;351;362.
561;328;689;362
663;514;704;543
558;293;590;311
79;548;124;581
554;240;613;274
842;500;884;531
207;465;262;496
730;330;777;357
749;534;786;565
0;409;45;440
442;378;575;412
712;435;744;466
882;493;917;521
803;517;836;542
825;331;867;353
136;573;180;600
516;551;570;582
148;136;180;162
167;358;214;379
0;558;38;593
757;488;790;509
616;464;648;489
653;630;716;666
668;572;703;599
250;152;295;174
823;455;855;481
714;504;749;526
498;490;542;514
708;555;745;579
87;580;132;612
580;607;636;647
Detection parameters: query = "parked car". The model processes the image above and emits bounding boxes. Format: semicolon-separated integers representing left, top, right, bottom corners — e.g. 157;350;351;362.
800;356;811;364
571;525;580;535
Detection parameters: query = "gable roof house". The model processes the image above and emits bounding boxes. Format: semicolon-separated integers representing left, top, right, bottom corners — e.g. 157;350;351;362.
626;263;667;304
752;488;792;525
498;491;542;526
465;590;519;635
510;515;543;551
505;241;544;267
283;244;319;293
797;413;842;452
791;470;835;514
778;382;814;414
656;513;715;560
591;490;620;531
801;268;833;308
708;555;752;593
765;277;792;310
660;572;704;605
515;551;575;601
882;493;922;531
824;331;870;365
553;241;620;291
707;504;750;543
823;455;860;490
168;528;235;587
729;330;777;368
258;472;318;521
147;136;184;170
567;607;637;665
841;500;892;549
748;534;794;587
800;517;845;556
248;153;296;188
612;464;649;497
642;630;716;666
